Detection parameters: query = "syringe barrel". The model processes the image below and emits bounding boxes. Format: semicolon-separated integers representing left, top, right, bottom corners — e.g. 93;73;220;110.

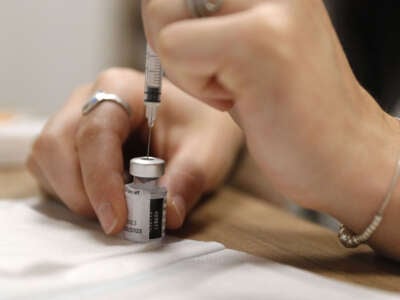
145;45;162;103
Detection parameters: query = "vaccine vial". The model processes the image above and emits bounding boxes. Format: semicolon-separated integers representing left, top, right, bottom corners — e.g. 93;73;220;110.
123;156;167;242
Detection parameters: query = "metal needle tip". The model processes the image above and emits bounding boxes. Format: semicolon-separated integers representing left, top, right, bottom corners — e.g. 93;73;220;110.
146;125;152;158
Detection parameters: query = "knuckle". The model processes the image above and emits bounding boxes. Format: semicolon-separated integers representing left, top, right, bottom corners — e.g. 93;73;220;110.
26;154;38;176
32;127;60;157
95;67;138;87
233;4;297;70
145;0;164;23
76;117;108;148
31;112;75;159
158;28;175;59
246;4;295;42
71;83;93;97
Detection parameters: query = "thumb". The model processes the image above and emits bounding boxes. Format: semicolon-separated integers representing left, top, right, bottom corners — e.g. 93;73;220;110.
159;142;209;230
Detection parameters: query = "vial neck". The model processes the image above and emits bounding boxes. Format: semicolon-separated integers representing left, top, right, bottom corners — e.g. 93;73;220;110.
133;176;158;188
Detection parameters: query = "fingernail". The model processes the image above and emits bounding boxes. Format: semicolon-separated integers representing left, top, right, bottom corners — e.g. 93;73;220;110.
97;202;117;234
171;195;186;225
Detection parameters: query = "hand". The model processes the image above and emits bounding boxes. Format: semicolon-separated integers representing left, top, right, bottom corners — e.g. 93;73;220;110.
143;0;400;256
28;68;243;234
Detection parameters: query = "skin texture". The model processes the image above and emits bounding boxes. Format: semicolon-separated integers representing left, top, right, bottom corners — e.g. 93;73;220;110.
142;0;400;258
27;68;243;234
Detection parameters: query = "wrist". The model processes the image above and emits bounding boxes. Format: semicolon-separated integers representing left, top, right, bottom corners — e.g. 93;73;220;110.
321;102;400;256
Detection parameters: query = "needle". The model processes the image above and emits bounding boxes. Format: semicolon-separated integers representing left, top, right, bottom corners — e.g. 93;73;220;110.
146;125;152;158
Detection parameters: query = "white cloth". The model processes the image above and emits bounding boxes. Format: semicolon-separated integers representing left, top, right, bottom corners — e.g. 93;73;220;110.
0;197;398;300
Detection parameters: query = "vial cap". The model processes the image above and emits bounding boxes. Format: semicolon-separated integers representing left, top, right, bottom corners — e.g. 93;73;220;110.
129;156;165;178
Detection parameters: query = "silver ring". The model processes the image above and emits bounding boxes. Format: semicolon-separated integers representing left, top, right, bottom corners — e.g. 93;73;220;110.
82;91;132;117
186;0;223;18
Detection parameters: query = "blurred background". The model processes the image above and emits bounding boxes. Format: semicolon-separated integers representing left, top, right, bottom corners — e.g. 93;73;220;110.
0;0;143;116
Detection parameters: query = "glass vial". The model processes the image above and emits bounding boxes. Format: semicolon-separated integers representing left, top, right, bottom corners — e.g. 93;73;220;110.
123;156;167;242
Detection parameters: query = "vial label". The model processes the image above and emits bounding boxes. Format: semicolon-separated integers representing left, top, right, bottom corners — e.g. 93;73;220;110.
123;186;166;242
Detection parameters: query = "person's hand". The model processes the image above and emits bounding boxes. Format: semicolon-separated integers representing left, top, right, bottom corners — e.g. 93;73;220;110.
142;0;400;256
27;68;243;234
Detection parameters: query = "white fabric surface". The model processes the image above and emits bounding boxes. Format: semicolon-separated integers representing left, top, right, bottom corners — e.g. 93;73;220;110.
0;197;398;300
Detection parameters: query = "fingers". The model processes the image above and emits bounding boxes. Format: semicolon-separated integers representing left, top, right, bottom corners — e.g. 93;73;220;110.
159;114;243;229
142;0;262;50
157;15;242;109
29;65;243;235
76;123;127;234
29;68;148;234
143;0;302;111
28;84;96;217
160;143;206;229
76;68;146;234
143;0;252;106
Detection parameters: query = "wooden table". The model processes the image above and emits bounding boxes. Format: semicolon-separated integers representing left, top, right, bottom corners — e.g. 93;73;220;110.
1;167;400;293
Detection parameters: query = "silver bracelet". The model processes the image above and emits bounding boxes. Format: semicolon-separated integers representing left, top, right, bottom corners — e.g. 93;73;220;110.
338;153;400;248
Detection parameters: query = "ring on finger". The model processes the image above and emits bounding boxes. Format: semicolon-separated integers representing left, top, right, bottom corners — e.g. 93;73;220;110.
186;0;223;18
82;91;132;117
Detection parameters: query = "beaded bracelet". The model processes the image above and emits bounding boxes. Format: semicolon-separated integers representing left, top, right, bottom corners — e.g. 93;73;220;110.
338;154;400;248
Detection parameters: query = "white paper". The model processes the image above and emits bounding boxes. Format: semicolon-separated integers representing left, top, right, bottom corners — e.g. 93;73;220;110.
0;197;398;300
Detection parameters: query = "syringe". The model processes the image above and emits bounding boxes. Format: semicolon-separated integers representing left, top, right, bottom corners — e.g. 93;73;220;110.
144;44;162;157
